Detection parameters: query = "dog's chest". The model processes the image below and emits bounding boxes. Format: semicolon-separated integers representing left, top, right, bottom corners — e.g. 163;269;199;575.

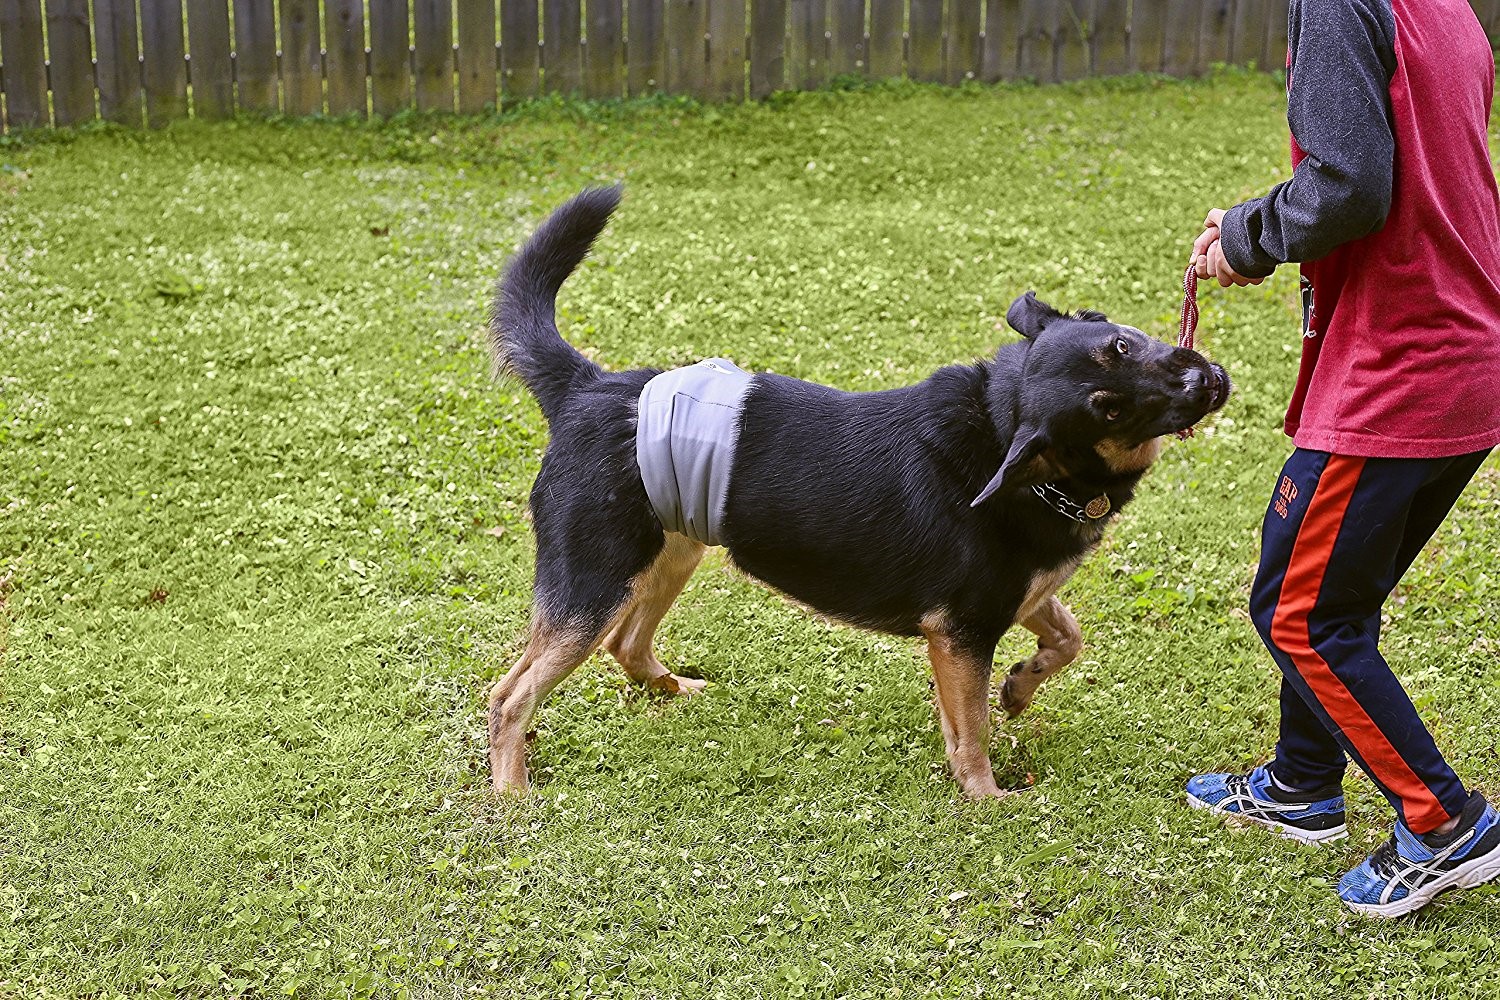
635;358;753;546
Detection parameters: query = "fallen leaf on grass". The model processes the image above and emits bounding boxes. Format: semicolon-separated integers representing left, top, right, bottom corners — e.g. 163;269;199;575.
1014;841;1073;867
982;938;1053;952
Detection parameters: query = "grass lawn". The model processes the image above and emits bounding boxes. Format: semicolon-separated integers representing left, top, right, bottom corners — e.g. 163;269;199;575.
3;72;1498;999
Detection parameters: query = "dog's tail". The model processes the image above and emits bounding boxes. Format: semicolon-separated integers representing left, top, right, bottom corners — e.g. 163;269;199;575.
489;186;621;422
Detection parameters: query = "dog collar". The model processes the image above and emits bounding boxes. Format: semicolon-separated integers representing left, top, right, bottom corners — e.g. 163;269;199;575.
1031;483;1112;523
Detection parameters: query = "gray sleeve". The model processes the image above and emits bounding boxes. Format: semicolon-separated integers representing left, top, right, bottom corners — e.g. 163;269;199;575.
1219;0;1397;278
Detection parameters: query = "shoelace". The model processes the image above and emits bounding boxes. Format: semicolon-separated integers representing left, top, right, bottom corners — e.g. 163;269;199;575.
1221;774;1300;815
1369;835;1405;880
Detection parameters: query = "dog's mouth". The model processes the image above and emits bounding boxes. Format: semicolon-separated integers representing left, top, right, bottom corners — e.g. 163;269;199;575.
1162;361;1232;435
1206;363;1231;412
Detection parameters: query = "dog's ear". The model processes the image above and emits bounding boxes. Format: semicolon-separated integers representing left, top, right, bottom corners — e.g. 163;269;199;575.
1006;292;1066;339
971;421;1051;507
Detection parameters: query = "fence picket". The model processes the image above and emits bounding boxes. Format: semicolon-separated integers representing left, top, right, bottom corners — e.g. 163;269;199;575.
186;0;234;120
501;0;540;99
1200;0;1232;66
280;0;323;115
907;0;944;82
370;0;411;114
1018;0;1053;81
830;0;864;77
94;0;142;124
414;0;454;109
867;0;903;79
706;0;746;100
587;0;624;98
0;0;46;127
947;0;981;85
46;0;95;125
233;0;278;112
326;0;369;115
788;0;827;90
141;0;188;125
543;0;582;94
749;0;786;96
982;0;1020;82
1162;0;1203;75
1261;0;1288;69
457;0;497;111
630;0;666;94
1228;0;1260;65
666;0;706;93
1091;0;1130;76
1131;0;1166;72
1055;0;1089;79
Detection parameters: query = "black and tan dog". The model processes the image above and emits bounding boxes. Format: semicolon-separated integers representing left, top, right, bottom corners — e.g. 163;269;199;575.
487;188;1229;799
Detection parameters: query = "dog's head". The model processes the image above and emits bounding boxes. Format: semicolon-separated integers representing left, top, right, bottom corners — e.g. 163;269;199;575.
972;292;1231;506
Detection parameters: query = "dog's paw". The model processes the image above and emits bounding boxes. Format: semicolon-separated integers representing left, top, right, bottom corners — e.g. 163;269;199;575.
1000;674;1032;719
960;775;1010;799
489;772;532;798
648;673;709;697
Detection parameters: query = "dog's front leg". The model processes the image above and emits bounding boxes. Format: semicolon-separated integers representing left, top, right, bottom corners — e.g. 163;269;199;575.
1001;596;1082;718
921;615;1004;799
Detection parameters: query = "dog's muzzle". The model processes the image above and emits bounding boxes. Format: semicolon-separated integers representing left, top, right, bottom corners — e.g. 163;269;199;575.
1204;362;1230;411
1183;361;1231;413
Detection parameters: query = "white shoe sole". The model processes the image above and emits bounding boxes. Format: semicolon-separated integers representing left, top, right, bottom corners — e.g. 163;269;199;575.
1187;792;1348;844
1343;847;1500;918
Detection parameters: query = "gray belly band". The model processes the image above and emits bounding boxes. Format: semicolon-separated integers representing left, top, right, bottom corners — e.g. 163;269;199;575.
635;358;752;546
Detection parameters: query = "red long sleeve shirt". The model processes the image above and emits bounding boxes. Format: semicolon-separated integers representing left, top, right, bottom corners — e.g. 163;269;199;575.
1221;0;1500;458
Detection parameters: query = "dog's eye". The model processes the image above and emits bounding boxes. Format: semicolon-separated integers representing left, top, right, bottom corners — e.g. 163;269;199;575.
1105;408;1121;422
1114;338;1131;356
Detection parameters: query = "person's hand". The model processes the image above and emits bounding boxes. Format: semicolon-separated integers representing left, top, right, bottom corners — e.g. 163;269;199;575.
1203;238;1263;287
1191;208;1227;273
1191;208;1264;287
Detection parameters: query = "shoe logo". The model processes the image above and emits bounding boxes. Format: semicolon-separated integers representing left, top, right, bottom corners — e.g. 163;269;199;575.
1274;476;1299;519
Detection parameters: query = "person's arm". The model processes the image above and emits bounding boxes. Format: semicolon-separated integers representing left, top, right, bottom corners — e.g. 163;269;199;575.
1217;0;1398;279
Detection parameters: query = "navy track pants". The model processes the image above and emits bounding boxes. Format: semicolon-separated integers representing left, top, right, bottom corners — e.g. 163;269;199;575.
1249;447;1490;833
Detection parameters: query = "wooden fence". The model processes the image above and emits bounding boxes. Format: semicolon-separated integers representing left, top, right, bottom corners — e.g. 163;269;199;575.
1;1;1498;130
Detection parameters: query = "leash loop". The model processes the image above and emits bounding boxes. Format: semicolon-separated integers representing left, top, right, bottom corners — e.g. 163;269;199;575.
1175;264;1200;439
1178;263;1199;352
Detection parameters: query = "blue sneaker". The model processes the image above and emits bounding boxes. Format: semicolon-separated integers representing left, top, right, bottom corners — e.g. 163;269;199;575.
1339;792;1500;918
1186;765;1347;844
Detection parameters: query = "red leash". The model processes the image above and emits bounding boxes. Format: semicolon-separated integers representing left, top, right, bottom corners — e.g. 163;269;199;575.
1176;264;1199;439
1178;263;1199;353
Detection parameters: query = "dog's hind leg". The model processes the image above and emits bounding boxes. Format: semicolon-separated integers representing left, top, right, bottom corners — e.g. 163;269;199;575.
1000;597;1082;718
489;465;662;794
603;533;708;695
921;613;1004;799
488;614;611;794
488;533;701;794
